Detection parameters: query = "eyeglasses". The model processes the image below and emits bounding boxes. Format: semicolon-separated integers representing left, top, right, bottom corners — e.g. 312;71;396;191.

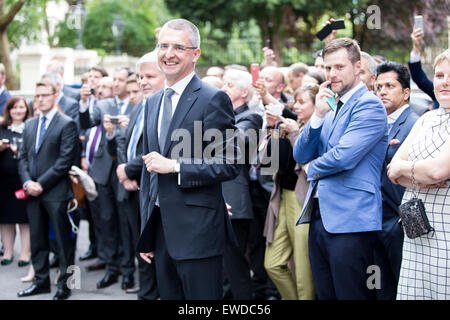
157;43;197;53
35;93;54;99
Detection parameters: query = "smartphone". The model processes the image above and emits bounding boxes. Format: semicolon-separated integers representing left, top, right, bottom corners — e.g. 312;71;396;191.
326;85;337;111
250;64;260;86
332;19;345;30
1;138;9;144
265;39;272;49
414;15;423;32
316;23;333;41
110;115;120;125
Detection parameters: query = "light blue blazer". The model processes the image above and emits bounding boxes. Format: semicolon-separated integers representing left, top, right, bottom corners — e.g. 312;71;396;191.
293;85;388;233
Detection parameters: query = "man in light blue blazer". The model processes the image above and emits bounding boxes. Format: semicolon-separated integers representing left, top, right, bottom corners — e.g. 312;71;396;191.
293;38;388;300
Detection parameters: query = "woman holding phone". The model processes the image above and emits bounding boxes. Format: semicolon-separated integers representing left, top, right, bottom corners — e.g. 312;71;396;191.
0;96;32;269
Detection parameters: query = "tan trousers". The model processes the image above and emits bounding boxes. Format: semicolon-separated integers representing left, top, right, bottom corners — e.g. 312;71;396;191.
264;189;315;300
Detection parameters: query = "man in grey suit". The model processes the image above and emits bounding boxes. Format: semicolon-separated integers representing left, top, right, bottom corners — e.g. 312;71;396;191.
105;51;165;299
79;70;136;290
221;69;262;299
17;80;78;300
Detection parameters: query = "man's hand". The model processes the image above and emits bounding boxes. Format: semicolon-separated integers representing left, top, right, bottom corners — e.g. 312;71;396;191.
411;27;423;55
324;19;338;45
142;152;177;174
81;157;88;171
116;163;129;183
80;84;92;104
25;181;43;197
0;140;9;152
122;179;139;191
279;117;299;133
140;252;154;264
103;114;115;137
118;115;130;128
314;80;336;118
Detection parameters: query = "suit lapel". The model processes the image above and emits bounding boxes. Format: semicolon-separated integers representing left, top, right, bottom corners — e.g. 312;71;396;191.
385;107;410;160
326;86;367;144
36;112;59;155
147;92;164;153
162;75;201;156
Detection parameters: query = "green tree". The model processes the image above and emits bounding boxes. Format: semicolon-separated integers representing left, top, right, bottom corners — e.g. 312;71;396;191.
54;0;172;57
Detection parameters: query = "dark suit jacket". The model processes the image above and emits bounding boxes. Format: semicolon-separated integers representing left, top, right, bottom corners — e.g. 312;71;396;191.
222;104;262;220
408;60;439;109
58;94;80;132
18;112;77;201
380;106;419;241
137;75;240;260
106;100;145;200
0;89;11;115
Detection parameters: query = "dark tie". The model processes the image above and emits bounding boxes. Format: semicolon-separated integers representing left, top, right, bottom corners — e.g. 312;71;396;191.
36;116;47;154
159;88;175;152
88;125;102;165
128;107;144;161
333;100;344;121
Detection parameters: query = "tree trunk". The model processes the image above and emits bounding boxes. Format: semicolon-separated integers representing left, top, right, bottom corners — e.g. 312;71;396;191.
0;30;18;90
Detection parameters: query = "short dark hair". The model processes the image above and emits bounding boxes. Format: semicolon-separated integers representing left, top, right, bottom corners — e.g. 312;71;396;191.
90;66;108;77
323;38;361;64
376;61;410;90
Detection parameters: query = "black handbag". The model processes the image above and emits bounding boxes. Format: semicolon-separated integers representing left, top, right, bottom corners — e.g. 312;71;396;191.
398;161;435;239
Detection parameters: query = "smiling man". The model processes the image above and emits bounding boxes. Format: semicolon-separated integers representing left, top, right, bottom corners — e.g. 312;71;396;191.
293;38;388;300
137;18;239;300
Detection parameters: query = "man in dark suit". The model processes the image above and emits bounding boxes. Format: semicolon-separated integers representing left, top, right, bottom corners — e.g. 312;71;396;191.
106;52;165;299
221;69;263;299
374;61;419;299
0;63;12;115
17;80;78;300
137;18;239;299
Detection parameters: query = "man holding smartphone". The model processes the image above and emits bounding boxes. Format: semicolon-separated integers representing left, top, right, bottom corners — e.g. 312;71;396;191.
293;38;388;299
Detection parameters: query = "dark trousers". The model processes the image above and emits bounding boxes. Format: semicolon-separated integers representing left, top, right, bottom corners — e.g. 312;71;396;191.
27;198;74;289
248;181;279;299
128;191;158;300
309;199;377;300
153;208;222;300
374;222;404;300
223;219;253;300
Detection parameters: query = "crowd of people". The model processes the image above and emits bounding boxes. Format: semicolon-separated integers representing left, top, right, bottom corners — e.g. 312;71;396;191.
0;16;449;300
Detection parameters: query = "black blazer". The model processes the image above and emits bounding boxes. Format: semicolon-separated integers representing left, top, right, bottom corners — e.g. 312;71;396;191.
408;60;439;110
137;75;240;260
380;106;419;241
18;112;77;201
106;100;145;200
222;104;262;220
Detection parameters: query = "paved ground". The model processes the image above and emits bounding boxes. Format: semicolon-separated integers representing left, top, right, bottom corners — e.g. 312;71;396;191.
0;220;137;300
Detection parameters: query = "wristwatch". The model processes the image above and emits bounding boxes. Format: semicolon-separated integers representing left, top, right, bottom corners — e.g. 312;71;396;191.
173;160;180;173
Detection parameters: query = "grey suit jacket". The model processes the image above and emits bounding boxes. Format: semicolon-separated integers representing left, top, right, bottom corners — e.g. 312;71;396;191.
222;104;262;220
18;112;77;201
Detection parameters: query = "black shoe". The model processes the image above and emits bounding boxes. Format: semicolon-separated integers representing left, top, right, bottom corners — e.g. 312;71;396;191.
79;248;97;261
86;262;106;272
17;284;51;297
125;286;140;294
49;256;59;269
96;273;118;289
121;275;135;290
53;287;71;300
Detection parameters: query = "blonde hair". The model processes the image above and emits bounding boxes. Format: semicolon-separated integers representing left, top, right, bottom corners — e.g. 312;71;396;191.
433;49;450;70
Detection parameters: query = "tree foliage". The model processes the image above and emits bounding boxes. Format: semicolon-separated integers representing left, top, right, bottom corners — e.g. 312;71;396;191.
54;0;171;57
